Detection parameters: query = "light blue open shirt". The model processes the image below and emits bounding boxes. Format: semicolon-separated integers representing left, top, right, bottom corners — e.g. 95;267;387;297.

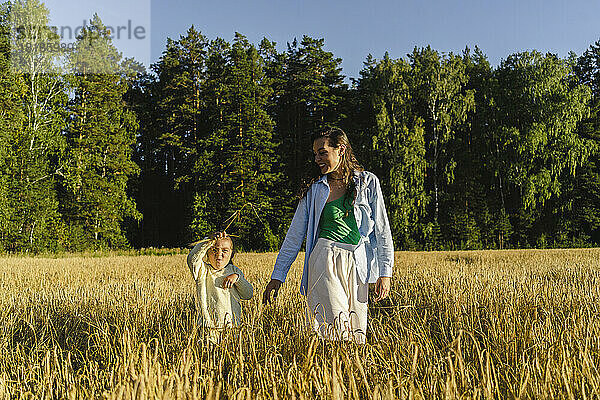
271;170;394;295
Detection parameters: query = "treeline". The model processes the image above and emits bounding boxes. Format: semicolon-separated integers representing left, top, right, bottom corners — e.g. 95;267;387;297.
0;1;140;252
1;0;600;252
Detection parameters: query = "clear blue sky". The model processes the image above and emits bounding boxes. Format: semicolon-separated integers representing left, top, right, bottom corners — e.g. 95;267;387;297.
45;0;600;80
149;0;600;79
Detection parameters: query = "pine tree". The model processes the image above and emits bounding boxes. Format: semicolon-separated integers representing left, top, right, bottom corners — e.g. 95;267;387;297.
197;33;278;250
196;36;231;236
121;57;153;247
140;27;209;246
154;27;208;190
63;14;140;249
271;36;348;192
257;37;293;241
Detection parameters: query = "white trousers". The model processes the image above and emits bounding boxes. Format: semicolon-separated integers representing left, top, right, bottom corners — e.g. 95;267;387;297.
306;238;368;343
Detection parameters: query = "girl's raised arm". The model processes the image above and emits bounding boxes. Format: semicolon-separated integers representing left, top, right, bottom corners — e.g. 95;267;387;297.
187;239;213;281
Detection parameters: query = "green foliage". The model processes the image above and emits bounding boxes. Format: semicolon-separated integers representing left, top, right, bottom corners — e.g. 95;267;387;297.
190;192;215;239
208;33;279;249
0;0;67;253
62;14;141;250
2;9;600;252
270;36;348;191
491;52;592;210
144;31;281;249
130;35;600;251
409;47;475;225
356;53;427;250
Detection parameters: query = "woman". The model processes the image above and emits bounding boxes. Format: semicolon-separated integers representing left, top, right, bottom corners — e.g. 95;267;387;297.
262;128;394;343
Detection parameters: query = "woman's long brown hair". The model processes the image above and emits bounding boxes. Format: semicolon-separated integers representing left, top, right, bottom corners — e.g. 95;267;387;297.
299;128;364;200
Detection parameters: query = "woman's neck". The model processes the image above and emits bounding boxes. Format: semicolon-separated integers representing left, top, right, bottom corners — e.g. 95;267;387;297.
328;171;344;180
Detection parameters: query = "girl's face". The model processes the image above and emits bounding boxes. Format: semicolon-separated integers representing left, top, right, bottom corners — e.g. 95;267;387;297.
207;238;233;270
313;137;345;175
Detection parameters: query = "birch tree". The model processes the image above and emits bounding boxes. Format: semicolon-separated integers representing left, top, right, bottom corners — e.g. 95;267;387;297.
357;53;426;249
4;0;66;251
409;47;474;226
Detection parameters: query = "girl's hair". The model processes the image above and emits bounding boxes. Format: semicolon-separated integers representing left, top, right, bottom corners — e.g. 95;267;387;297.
225;236;235;262
299;127;364;199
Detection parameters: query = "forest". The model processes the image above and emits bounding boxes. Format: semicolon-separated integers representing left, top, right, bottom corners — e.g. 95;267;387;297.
2;0;600;252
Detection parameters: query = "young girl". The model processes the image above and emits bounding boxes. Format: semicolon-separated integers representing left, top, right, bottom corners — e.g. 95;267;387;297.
262;128;393;343
188;231;253;341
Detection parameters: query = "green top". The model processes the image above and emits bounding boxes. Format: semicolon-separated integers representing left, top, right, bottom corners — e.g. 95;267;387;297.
318;193;361;245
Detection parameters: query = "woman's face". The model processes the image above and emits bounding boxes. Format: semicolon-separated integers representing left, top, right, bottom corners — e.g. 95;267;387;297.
313;137;344;175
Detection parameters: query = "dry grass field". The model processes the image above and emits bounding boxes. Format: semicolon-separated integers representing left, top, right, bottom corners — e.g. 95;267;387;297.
2;248;600;399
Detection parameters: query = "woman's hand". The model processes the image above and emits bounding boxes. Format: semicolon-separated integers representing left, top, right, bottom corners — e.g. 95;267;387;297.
374;276;391;302
262;279;283;305
222;273;239;289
